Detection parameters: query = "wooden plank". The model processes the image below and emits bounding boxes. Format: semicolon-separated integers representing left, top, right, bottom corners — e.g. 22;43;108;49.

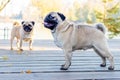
0;39;120;80
0;72;120;80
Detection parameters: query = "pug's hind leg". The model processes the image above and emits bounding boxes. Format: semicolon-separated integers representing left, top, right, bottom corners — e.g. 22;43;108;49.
10;37;14;50
93;44;114;70
61;50;72;70
94;48;106;67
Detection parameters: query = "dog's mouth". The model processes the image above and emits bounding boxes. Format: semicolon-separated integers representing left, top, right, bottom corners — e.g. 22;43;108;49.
43;21;57;30
43;22;54;27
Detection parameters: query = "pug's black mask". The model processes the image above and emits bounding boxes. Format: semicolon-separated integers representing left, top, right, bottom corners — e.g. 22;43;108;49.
44;12;66;30
22;21;35;32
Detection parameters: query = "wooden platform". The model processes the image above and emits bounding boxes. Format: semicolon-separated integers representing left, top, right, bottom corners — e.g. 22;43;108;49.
0;39;120;80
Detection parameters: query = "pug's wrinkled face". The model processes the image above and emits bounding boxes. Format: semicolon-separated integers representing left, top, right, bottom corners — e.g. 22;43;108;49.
44;12;66;30
21;21;35;32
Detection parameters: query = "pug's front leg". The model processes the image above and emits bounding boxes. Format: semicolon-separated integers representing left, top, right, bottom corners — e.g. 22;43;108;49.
29;40;33;50
61;50;73;70
16;38;20;49
19;39;23;51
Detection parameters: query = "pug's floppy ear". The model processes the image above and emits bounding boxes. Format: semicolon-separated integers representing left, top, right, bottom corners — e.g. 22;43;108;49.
21;21;25;25
57;12;66;21
31;21;35;26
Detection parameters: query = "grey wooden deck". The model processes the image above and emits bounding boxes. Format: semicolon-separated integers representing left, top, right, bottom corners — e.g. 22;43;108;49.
0;39;120;80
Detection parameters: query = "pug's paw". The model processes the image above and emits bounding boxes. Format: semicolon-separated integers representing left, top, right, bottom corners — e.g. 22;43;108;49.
19;49;23;51
10;48;13;50
100;63;106;67
108;66;114;70
60;63;71;70
29;48;33;51
60;64;68;70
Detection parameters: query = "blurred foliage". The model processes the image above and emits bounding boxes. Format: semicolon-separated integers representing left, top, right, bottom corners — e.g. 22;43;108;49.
73;1;96;23
94;0;120;38
31;0;63;16
0;0;10;11
102;0;113;3
31;0;120;38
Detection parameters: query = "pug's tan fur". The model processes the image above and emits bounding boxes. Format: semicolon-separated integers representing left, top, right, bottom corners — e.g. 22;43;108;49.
10;21;34;51
44;12;114;70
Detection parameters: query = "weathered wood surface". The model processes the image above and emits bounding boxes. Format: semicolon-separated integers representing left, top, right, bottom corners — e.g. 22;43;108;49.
0;39;120;80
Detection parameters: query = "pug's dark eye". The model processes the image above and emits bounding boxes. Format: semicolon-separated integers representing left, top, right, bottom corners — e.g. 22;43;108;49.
28;25;33;28
23;24;26;27
49;16;55;19
28;24;31;27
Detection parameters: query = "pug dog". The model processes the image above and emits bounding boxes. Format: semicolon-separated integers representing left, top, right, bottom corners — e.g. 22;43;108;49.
10;21;35;51
43;12;114;70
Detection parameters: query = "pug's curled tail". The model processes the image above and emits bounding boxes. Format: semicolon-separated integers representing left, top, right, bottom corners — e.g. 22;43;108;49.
95;23;107;34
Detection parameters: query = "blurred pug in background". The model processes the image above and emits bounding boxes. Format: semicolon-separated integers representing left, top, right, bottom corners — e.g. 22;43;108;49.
10;21;35;51
43;12;114;70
